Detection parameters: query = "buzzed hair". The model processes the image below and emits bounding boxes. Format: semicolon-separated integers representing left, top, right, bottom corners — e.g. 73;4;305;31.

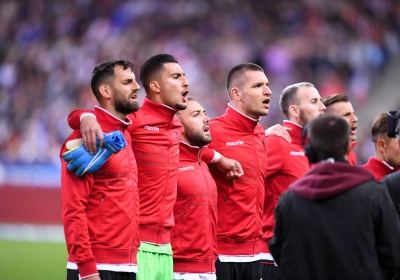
308;114;350;161
371;113;389;143
91;59;134;101
140;54;178;92
279;82;315;118
226;63;264;100
321;94;349;108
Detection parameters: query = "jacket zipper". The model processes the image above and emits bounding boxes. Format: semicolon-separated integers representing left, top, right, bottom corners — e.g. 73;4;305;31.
199;157;214;260
252;131;260;239
159;122;172;237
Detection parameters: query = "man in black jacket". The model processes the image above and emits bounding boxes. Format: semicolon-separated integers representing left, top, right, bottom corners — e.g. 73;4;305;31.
268;114;400;280
382;110;400;215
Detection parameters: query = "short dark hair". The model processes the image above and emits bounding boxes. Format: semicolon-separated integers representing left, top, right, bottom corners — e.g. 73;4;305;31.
371;113;389;143
280;82;315;118
226;63;264;98
321;94;349;108
140;54;178;91
308;114;350;161
91;59;134;101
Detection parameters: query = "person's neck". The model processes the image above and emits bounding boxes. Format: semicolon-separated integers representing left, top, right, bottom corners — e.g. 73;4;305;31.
181;139;203;148
229;103;259;121
100;103;126;120
146;93;161;104
320;157;348;163
374;151;385;162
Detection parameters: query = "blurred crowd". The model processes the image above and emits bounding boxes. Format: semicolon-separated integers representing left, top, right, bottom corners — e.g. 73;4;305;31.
0;0;399;164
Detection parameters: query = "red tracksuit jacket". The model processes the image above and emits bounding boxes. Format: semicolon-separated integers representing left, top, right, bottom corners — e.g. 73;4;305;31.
262;121;309;253
207;105;267;256
171;142;218;273
61;107;140;278
361;156;396;181
68;97;181;244
348;142;357;165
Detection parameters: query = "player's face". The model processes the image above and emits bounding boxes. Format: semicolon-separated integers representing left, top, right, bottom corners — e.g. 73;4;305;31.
384;137;400;168
158;63;189;111
239;70;272;119
111;66;140;116
296;87;326;126
179;100;211;147
327;101;358;142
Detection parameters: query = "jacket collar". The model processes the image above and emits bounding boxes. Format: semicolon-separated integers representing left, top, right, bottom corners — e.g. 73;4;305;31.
179;141;202;161
367;156;394;174
140;96;177;122
283;121;303;145
94;106;131;132
225;104;259;132
351;141;357;151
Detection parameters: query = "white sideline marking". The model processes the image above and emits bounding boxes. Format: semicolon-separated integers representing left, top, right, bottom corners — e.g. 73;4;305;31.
0;223;65;243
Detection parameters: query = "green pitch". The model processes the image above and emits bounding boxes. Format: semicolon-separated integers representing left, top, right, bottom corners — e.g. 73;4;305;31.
0;240;67;280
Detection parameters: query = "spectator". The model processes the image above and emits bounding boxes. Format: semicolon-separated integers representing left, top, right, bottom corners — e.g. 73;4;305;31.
269;114;400;280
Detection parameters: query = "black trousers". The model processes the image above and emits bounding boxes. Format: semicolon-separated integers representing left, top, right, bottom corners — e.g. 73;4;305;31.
260;261;281;280
67;269;136;280
215;259;261;280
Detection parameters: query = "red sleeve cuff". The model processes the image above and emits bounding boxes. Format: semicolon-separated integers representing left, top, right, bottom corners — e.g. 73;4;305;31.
78;259;98;279
201;147;215;163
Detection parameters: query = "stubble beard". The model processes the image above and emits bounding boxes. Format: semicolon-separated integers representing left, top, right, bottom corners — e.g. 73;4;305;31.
299;109;311;127
175;102;187;111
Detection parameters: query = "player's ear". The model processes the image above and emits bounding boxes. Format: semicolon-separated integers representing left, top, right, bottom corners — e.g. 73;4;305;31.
289;105;299;118
149;80;160;93
231;87;241;101
99;84;112;99
376;138;386;153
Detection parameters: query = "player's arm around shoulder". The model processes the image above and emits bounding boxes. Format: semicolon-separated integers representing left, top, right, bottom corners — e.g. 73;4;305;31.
265;124;292;143
207;119;244;180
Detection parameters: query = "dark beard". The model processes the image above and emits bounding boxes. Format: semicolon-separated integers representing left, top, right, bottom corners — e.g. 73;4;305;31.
114;94;140;115
184;125;212;148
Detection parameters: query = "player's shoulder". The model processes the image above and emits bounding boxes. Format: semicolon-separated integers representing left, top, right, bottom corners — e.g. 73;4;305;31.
60;130;82;154
209;115;228;127
264;134;286;145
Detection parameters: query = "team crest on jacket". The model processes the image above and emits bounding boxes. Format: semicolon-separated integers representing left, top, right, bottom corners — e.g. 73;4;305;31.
226;140;244;146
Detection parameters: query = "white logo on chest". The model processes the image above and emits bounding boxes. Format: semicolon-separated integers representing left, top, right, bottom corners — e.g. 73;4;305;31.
179;166;195;171
144;125;160;132
226;140;244;146
290;151;305;156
